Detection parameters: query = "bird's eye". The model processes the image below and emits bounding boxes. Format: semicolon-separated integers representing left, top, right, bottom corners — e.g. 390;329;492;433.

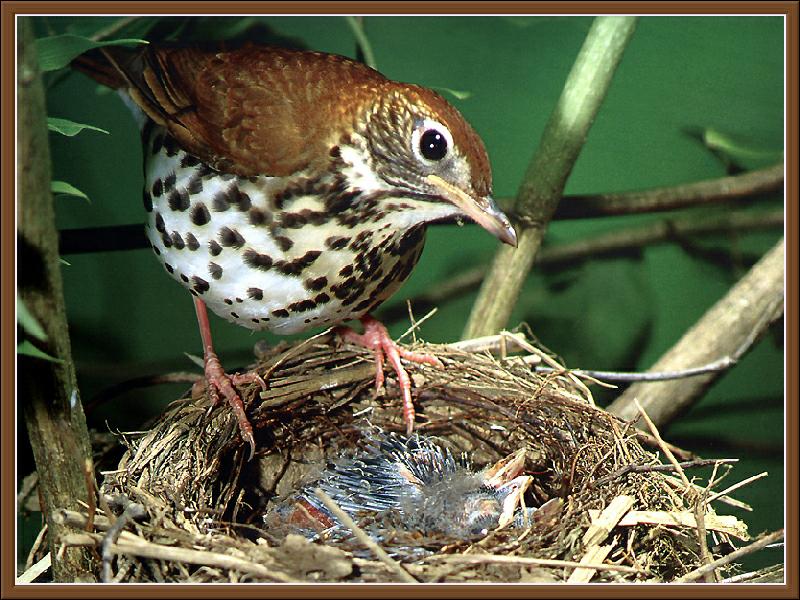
412;119;453;165
419;129;448;161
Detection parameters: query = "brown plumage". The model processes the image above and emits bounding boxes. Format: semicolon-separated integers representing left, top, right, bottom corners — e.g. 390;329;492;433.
77;44;491;195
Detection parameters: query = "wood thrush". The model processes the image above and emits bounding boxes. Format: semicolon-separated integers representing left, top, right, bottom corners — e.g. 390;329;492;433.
74;43;517;456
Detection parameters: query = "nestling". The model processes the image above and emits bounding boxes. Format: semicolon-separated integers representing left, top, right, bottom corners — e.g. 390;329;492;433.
264;429;532;550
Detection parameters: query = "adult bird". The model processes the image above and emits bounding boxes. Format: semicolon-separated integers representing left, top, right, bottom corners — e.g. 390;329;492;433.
74;43;517;456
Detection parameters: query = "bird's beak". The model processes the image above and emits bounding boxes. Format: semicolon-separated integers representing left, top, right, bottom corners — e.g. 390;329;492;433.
496;475;533;528
482;448;531;529
426;174;517;247
483;448;527;487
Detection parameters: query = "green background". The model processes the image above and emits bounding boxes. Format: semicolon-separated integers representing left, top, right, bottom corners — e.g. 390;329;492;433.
23;16;785;574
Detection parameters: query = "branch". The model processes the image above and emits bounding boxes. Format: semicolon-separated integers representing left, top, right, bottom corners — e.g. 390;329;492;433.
607;238;784;426
378;208;782;324
674;529;784;583
17;18;95;581
463;16;638;339
55;168;782;256
59;223;146;254
537;208;782;267
548;163;783;219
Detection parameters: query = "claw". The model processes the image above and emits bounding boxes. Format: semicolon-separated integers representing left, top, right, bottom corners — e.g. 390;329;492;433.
204;351;256;460
335;315;443;434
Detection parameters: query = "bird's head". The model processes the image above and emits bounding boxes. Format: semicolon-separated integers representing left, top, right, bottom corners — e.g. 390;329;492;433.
482;448;532;528
353;84;517;246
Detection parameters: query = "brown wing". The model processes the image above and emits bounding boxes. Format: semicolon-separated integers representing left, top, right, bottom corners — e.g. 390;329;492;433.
90;44;389;176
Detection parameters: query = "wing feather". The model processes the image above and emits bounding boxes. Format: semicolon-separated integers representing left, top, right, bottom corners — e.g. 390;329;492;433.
93;44;388;177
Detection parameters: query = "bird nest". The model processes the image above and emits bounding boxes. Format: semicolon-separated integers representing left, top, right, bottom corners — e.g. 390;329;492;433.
53;332;754;584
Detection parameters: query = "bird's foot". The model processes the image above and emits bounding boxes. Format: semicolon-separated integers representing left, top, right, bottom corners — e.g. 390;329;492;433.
196;351;266;460
335;315;443;434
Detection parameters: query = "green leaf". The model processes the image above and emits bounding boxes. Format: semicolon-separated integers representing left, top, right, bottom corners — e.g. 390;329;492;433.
430;86;472;101
47;117;109;137
51;180;90;202
17;294;47;341
17;340;63;363
702;128;784;163
684;126;784;169
36;34;147;73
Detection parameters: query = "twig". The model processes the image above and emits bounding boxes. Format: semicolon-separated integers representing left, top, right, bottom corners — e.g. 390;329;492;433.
582;495;635;547
57;185;783;260
83;458;96;533
662;476;752;511
447;332;531;354
84;371;202;413
635;400;691;489
405;300;419;344
587;510;749;540
65;529;297;583
101;497;146;582
674;530;784;583
17;472;39;513
57;506;300;582
430;553;645;575
548;163;783;219
25;525;49;572
591;458;738;489
569;495;635;583
567;545;613;583
58;223;148;254
719;563;784;584
53;508;110;531
540;209;782;267
464;16;638;339
706;472;769;505
537;357;735;382
695;461;719;583
16;554;52;584
397;307;438;342
312;488;417;583
609;238;784;426
377;208;782;324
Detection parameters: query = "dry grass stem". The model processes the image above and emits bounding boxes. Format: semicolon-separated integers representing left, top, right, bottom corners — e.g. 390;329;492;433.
16;554;52;584
588;510;749;540
635;399;691;489
675;530;784;583
567;544;613;583
433;553;646;575
313;488;417;583
706;472;769;505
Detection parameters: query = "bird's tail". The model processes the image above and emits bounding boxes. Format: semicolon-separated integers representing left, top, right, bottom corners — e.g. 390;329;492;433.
71;46;138;89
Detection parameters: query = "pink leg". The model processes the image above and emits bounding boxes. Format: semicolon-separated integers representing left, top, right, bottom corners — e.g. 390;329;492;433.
334;315;442;434
194;296;265;459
